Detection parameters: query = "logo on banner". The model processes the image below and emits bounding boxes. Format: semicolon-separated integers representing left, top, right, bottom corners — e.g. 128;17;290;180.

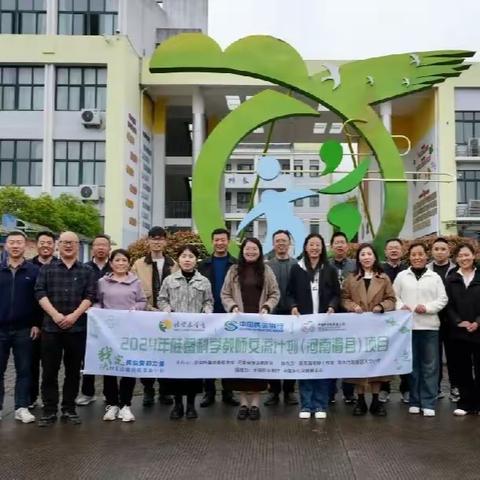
159;319;173;332
224;320;239;331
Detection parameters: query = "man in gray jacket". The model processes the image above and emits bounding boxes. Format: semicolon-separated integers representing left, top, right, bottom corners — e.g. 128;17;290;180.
264;230;299;406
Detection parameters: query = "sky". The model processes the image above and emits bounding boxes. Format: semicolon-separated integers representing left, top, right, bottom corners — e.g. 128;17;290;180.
208;0;480;61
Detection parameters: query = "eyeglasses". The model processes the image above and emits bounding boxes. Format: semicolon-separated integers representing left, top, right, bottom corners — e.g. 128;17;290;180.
59;240;78;246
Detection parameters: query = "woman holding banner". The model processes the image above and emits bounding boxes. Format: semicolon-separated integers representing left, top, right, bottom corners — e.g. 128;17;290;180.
221;237;280;421
95;249;147;422
158;244;213;420
287;233;340;419
393;242;448;417
342;243;396;417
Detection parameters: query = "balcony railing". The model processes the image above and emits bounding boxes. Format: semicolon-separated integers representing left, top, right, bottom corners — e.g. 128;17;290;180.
457;201;480;217
165;201;191;218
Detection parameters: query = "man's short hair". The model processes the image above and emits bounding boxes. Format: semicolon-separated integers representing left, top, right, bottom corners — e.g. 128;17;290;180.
385;238;403;248
36;231;56;242
432;237;449;247
211;228;230;239
6;230;26;240
272;229;291;241
330;231;348;244
148;226;167;238
91;234;111;245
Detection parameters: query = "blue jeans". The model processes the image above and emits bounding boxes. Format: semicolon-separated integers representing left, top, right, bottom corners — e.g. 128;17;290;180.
410;330;439;410
0;328;33;410
299;379;330;412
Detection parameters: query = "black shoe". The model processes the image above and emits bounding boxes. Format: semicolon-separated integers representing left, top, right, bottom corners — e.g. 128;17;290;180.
222;394;240;407
370;399;387;417
159;394;174;406
143;388;155;407
200;394;215;408
249;406;260;420
264;393;280;406
170;404;184;420
186;405;198;419
353;399;368;416
284;393;299;406
343;395;356;405
237;405;249;420
60;411;82;425
37;414;57;427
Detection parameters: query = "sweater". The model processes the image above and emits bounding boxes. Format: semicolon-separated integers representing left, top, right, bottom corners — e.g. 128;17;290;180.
266;256;297;313
95;273;147;310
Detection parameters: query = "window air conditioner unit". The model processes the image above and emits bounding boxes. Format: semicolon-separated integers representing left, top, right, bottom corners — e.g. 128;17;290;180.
468;137;480;156
80;109;103;128
78;184;100;201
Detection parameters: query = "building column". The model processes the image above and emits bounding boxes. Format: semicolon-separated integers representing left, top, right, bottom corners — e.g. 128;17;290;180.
46;0;57;35
191;87;205;231
41;64;55;194
152;98;166;227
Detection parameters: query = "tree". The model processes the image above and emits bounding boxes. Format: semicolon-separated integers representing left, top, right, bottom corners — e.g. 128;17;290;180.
0;186;33;219
55;194;102;237
24;194;65;232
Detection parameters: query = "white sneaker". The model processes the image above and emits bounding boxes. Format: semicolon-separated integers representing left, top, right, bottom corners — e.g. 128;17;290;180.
103;405;119;421
401;392;410;404
299;410;311;419
76;394;96;406
15;407;36;424
408;406;421;414
453;408;468;416
422;408;435;417
118;406;135;422
314;411;327;419
378;390;390;403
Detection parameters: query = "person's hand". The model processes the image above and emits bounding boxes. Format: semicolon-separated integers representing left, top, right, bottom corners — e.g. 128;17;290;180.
372;305;383;314
53;312;65;325
260;307;269;315
401;305;411;311
467;322;479;333
326;307;335;314
291;307;300;316
129;306;136;312
458;320;470;328
231;306;239;314
58;313;77;330
30;326;40;340
353;305;363;314
414;305;427;314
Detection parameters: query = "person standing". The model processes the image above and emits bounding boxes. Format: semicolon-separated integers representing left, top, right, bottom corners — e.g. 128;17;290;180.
379;238;409;404
76;234;112;407
96;249;147;422
427;237;459;402
445;244;480;416
132;226;176;407
35;231;97;426
158;245;213;420
0;231;41;424
287;233;340;419
221;238;280;421
264;229;299;407
29;231;57;409
197;228;239;407
342;243;396;417
394;242;448;417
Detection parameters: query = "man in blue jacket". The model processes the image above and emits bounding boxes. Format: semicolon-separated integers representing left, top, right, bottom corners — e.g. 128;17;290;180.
0;231;41;423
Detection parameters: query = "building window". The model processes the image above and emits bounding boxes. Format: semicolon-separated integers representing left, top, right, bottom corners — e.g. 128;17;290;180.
58;0;118;35
310;222;320;234
0;0;46;34
54;140;105;186
55;66;106;111
0;66;44;110
294;198;303;207
237;192;250;209
279;159;290;172
294;161;303;177
457;170;480;204
238;162;253;171
456;111;480;153
0;139;42;186
309;195;319;207
309;160;320;177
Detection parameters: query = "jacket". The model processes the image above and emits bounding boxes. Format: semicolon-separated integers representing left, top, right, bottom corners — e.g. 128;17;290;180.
329;257;356;285
445;269;480;344
158;270;213;313
95;273;147;311
267;256;298;313
85;259;111;281
131;254;177;310
393;268;448;330
0;259;42;330
287;260;340;314
221;264;280;313
342;272;396;313
426;260;457;283
381;261;407;284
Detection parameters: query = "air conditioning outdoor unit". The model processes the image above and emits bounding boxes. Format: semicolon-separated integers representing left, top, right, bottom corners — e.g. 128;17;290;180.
468;137;480;156
78;184;100;201
80;109;103;128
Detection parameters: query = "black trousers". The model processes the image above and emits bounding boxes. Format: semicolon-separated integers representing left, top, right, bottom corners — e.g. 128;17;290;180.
268;380;295;395
140;378;170;395
204;379;234;396
439;323;459;388
451;339;480;412
41;331;86;415
103;376;136;407
81;374;96;396
380;375;410;394
30;336;42;404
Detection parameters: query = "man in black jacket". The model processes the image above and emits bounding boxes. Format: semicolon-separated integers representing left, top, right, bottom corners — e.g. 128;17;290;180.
0;231;42;424
198;228;239;407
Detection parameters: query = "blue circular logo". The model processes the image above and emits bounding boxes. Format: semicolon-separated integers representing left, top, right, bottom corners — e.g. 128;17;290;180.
224;320;239;331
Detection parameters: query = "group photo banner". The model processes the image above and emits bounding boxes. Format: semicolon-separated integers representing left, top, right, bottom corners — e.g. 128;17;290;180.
84;309;412;380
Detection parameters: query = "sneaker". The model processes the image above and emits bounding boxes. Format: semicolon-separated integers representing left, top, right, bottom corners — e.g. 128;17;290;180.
200;394;215;408
264;393;280;406
60;411;82;425
370;400;387;417
103;405;120;421
449;387;460;403
422;408;435;417
185;405;198;419
284;393;299;406
378;390;390;403
118;406;135;422
401;392;410;404
170;404;184;420
408;406;421;414
37;414;57;427
353;398;368;416
0;410;2;420
343;395;355;405
299;410;311;419
237;405;249;420
437;391;445;400
15;407;36;424
75;394;96;406
453;408;468;416
29;399;42;409
314;411;327;419
143;389;155;407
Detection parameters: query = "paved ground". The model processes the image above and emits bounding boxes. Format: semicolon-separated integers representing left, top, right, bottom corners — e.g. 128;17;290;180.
2;364;480;480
